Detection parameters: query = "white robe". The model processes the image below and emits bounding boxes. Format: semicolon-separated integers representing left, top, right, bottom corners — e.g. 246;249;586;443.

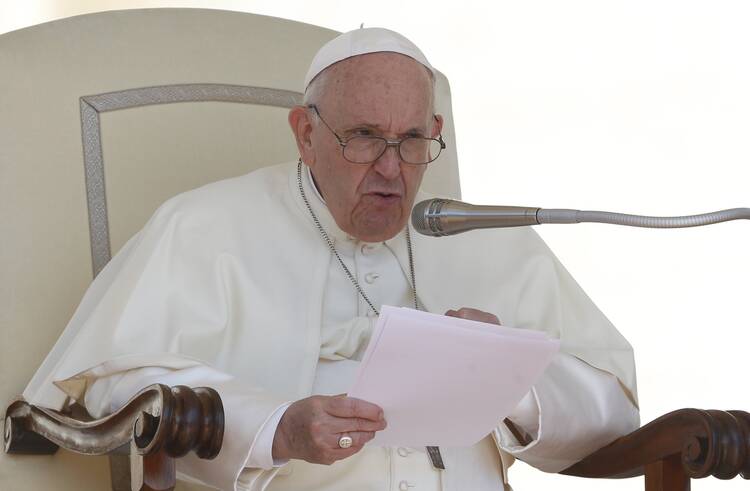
23;161;640;491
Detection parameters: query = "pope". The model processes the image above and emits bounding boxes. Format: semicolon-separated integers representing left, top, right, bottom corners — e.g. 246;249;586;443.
23;28;640;491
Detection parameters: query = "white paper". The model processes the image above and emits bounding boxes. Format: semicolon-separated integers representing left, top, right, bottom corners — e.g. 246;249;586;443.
347;306;560;447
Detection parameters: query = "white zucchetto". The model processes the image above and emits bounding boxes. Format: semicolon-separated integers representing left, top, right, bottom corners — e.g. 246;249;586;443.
303;27;434;89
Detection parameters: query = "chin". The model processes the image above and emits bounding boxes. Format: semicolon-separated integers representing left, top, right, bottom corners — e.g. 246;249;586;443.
349;205;409;242
354;221;405;242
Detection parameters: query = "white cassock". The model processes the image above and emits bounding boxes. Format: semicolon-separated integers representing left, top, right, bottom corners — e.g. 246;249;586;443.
23;162;640;491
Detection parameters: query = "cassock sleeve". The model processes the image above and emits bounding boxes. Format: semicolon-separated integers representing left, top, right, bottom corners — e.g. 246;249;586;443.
475;227;641;472
495;352;640;472
21;196;298;491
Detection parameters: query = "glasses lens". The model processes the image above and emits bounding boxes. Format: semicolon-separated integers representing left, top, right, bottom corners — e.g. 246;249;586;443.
343;137;387;163
401;137;443;164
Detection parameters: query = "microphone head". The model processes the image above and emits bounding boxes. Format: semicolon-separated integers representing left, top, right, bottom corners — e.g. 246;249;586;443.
411;199;432;235
412;198;541;236
411;198;453;237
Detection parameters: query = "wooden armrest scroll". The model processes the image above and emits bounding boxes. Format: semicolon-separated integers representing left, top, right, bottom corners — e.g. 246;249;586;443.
4;384;224;491
561;408;749;484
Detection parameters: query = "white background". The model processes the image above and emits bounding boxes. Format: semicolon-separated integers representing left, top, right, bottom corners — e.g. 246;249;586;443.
2;1;748;490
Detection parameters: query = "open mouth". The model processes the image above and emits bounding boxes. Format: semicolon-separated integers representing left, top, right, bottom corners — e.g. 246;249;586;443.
367;192;402;205
371;192;401;201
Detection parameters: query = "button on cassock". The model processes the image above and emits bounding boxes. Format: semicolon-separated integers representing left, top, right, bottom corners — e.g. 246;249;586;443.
364;272;380;284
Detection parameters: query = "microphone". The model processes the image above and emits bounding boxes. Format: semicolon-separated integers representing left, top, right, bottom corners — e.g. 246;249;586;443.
411;199;540;236
411;198;750;237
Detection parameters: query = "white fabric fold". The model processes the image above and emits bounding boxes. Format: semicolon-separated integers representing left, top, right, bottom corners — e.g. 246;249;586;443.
245;402;292;470
496;353;640;472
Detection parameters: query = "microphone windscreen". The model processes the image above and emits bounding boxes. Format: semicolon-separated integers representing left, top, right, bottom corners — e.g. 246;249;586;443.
410;200;432;233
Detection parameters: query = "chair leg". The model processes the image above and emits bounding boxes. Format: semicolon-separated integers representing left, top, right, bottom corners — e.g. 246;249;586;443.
130;442;176;491
110;454;132;491
645;455;690;491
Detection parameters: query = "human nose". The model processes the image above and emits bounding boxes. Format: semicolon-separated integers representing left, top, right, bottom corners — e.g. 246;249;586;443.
371;143;402;180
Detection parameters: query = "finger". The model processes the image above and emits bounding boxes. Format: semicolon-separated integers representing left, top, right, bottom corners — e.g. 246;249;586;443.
452;307;501;325
330;431;376;450
314;440;369;466
329;415;387;434
327;396;384;421
455;307;478;318
447;308;480;319
309;444;360;466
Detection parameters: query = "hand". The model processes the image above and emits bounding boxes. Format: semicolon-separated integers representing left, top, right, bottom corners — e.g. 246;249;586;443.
272;395;387;465
445;307;501;325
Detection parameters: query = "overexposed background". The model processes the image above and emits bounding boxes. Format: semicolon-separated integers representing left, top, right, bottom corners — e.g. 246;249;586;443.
2;1;748;490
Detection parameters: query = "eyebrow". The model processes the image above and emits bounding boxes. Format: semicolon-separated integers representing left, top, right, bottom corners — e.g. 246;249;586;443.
339;122;428;137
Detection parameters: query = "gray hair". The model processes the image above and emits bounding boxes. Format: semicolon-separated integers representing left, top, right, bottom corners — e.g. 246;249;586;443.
302;68;331;107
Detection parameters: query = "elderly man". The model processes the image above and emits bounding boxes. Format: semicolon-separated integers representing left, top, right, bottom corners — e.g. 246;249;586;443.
24;28;639;491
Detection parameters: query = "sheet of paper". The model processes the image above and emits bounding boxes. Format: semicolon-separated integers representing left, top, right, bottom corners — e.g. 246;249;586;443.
347;306;560;447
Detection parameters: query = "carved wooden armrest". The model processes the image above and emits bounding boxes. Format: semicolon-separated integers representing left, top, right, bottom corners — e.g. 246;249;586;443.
4;384;224;491
561;408;750;490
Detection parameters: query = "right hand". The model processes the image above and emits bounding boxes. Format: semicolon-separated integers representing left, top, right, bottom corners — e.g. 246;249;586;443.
271;394;387;465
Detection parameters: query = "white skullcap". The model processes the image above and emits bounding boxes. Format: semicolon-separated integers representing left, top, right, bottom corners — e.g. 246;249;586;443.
303;27;434;89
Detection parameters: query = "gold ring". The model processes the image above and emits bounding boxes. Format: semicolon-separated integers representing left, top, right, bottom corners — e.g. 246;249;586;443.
338;435;353;449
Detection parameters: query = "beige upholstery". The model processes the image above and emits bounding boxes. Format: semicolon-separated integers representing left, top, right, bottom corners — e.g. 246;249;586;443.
0;8;461;490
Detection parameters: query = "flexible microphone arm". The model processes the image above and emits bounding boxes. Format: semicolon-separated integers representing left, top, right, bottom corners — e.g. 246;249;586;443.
411;198;750;237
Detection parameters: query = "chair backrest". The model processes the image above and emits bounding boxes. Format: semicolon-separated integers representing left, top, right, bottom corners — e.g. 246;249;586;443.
0;9;461;490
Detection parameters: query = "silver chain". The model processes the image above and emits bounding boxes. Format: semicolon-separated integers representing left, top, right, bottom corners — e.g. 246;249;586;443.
298;159;441;470
296;159;418;315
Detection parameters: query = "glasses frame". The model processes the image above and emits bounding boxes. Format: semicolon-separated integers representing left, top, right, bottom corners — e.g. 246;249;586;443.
307;104;446;165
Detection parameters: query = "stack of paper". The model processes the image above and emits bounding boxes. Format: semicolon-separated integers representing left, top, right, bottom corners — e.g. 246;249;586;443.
347;306;559;447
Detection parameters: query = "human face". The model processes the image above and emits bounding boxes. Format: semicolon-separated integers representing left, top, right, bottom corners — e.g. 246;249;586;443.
289;52;442;242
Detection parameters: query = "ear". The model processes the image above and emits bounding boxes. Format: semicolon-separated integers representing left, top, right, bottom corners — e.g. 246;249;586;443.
431;114;444;138
288;105;316;166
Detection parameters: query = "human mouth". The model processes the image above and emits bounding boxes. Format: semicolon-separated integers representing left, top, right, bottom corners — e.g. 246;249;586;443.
366;192;402;205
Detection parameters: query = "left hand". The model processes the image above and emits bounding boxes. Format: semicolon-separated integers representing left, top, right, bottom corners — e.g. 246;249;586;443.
445;307;501;325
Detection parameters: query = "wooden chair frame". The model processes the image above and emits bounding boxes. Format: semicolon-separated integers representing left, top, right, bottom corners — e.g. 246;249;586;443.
4;388;748;490
4;385;224;491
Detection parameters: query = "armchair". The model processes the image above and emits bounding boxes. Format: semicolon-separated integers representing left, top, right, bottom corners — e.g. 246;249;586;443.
0;9;457;490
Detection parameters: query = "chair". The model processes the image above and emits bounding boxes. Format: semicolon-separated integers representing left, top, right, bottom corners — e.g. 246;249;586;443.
1;8;747;491
0;9;459;490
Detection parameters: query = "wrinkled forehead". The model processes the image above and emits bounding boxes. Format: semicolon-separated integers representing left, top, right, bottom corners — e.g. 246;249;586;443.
319;53;435;126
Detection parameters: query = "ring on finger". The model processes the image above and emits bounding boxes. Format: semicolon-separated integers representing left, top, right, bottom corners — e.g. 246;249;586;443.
338;435;353;449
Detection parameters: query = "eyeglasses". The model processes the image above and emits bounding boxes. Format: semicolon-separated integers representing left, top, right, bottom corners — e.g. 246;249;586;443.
307;104;446;165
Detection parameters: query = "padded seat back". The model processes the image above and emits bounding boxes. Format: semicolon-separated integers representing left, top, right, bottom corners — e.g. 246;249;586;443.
0;9;460;490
